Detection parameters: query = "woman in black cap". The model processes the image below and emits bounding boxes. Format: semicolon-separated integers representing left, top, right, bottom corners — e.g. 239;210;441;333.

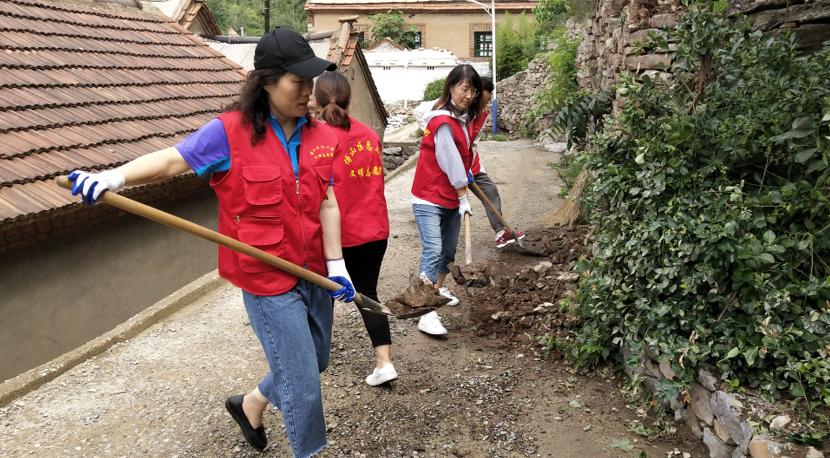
66;27;351;457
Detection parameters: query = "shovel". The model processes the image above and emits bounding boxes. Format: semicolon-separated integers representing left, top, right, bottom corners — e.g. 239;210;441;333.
468;181;546;257
56;176;392;317
463;213;472;266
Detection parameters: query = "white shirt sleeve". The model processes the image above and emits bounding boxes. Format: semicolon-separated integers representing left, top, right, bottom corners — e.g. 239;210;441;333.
414;100;437;130
434;124;469;189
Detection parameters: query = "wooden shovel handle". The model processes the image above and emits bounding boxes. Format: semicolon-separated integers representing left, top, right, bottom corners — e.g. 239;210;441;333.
56;176;390;315
464;212;472;265
469;181;513;234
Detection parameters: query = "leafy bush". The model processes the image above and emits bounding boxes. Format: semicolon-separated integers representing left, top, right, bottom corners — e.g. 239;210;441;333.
549;90;612;147
573;6;830;415
423;79;445;101
534;0;569;25
496;12;540;80
534;0;595;35
523;28;582;136
368;10;419;49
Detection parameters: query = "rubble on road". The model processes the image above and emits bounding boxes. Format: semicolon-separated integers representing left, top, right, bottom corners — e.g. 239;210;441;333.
453;225;591;355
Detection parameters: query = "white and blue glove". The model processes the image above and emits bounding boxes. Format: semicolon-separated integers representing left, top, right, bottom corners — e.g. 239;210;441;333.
326;259;355;303
458;194;472;217
68;170;125;205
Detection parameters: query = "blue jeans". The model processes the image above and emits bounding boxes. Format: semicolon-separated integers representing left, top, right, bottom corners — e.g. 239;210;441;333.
412;203;461;284
242;280;333;458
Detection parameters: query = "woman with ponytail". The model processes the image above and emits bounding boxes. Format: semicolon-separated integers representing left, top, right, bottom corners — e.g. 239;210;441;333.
312;71;397;387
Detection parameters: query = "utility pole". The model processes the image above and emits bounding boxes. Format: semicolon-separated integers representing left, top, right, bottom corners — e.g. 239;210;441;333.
263;0;271;34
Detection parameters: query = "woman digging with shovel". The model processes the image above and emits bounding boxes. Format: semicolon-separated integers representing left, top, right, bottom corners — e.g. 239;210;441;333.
410;64;484;336
65;28;355;457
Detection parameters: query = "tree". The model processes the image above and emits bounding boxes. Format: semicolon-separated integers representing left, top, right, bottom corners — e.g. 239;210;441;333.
368;10;419;49
206;0;307;36
496;12;539;80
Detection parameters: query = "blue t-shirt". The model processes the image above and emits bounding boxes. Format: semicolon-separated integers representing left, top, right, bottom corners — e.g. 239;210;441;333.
176;116;309;177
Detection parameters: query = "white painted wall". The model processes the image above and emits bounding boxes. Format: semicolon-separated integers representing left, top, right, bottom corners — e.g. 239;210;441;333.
365;44;460;102
368;65;457;102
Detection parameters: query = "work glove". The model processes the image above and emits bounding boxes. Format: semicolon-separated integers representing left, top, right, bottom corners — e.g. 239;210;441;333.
326;259;355;303
458;195;473;217
68;170;125;205
467;170;475;185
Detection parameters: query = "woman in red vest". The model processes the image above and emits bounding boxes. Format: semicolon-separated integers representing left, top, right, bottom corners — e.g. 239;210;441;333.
66;28;353;457
410;64;484;336
312;71;398;386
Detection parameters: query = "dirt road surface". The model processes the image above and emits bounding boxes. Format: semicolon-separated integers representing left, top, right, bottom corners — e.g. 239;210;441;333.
0;140;706;457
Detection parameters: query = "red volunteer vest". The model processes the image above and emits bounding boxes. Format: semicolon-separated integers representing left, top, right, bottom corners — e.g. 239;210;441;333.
210;111;337;296
468;110;489;175
411;114;472;209
331;117;390;247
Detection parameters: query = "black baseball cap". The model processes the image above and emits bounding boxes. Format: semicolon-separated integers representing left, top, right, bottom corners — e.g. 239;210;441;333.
254;27;336;77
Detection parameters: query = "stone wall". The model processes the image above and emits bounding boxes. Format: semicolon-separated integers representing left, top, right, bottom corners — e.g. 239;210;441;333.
576;0;684;93
627;343;826;458
496;55;552;134
576;0;830;94
496;21;584;135
382;143;418;173
580;2;830;457
730;0;830;51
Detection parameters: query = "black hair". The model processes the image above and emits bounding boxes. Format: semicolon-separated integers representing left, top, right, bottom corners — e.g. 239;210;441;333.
432;64;484;120
225;68;288;144
481;77;494;93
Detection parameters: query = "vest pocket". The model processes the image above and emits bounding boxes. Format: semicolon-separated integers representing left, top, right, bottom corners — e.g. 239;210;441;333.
242;165;283;206
236;223;285;273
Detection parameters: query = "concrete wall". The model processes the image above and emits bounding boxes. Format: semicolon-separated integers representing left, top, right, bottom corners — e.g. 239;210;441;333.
368;64;457;102
0;189;219;382
343;63;387;138
312;11;519;60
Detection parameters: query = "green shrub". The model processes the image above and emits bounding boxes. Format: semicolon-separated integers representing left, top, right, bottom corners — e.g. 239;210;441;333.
496;12;540;80
573;5;830;417
423;79;445;101
523;28;582;136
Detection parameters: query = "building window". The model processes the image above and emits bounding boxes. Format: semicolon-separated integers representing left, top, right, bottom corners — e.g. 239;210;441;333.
427;66;435;70
413;31;422;48
474;31;492;58
357;31;365;48
383;66;391;70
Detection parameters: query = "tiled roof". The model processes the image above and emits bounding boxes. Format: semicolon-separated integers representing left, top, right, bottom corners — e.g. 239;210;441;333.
174;0;221;36
306;0;536;10
0;0;245;227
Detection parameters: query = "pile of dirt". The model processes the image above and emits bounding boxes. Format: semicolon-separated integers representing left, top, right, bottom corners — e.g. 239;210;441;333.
453;225;591;354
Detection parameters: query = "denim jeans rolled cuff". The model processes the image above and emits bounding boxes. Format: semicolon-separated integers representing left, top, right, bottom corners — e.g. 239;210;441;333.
412;203;461;284
241;280;334;458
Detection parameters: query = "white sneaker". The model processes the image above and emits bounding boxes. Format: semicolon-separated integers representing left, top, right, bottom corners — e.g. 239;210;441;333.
418;311;447;336
438;287;459;306
419;271;434;287
365;363;398;386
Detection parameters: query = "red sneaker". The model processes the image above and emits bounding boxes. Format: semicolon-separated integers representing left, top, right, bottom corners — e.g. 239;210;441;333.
513;230;527;242
495;230;516;249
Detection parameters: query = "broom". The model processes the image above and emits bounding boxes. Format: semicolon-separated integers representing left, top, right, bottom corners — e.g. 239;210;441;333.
545;169;588;228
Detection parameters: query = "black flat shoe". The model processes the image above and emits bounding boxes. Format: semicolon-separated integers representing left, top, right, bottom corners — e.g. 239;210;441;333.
225;394;268;451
